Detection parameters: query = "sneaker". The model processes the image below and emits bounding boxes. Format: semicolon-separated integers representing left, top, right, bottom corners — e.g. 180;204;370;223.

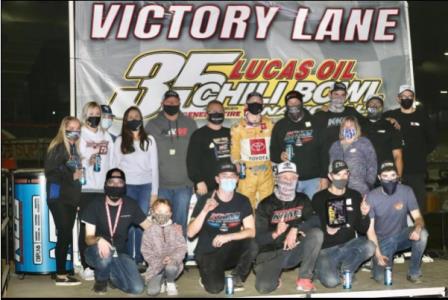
160;281;166;294
394;254;405;264
296;278;316;293
73;264;84;275
93;281;107;294
422;254;434;263
233;275;245;292
81;267;95;281
407;275;422;284
54;275;81;286
166;282;178;296
361;260;373;272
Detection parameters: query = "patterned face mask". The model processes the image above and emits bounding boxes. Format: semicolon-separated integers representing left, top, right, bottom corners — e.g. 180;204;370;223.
274;178;297;202
152;213;172;226
343;128;356;140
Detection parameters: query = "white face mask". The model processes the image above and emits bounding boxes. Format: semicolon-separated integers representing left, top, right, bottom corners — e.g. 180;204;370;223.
101;118;113;129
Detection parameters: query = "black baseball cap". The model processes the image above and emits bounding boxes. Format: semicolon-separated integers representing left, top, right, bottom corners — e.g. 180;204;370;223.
216;161;238;175
163;90;180;100
379;160;397;174
105;168;126;183
329;160;349;174
366;94;384;106
285;90;304;104
331;81;347;93
100;105;114;116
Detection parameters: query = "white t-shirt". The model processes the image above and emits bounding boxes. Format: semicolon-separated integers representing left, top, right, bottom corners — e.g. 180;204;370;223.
113;135;159;194
79;127;115;192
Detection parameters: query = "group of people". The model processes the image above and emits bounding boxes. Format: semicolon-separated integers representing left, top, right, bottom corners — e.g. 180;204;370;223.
43;81;436;295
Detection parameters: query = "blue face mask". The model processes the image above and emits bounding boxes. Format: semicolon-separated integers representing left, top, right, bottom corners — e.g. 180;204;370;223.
65;130;81;141
101;118;112;129
220;178;237;192
343;128;356;140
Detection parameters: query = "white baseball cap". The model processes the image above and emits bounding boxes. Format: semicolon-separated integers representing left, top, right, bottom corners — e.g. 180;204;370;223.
277;161;297;175
398;84;415;95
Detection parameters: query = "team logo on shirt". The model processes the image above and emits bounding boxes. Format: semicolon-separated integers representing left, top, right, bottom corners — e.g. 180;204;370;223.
394;202;404;210
86;140;109;154
271;206;303;224
207;212;241;232
250;139;267;155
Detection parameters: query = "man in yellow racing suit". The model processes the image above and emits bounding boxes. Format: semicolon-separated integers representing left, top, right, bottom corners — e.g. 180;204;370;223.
231;92;274;208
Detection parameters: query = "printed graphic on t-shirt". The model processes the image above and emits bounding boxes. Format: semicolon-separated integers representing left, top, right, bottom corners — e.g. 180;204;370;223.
326;198;347;227
207;212;241;232
284;130;314;146
394;202;404;210
162;128;188;137
327;117;344;128
271;206;303;224
213;137;231;159
85;140;110;154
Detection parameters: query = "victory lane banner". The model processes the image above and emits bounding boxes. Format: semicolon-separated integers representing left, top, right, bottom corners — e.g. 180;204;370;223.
73;1;413;136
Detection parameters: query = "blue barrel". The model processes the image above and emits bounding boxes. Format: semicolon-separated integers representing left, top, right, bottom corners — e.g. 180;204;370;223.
13;169;73;274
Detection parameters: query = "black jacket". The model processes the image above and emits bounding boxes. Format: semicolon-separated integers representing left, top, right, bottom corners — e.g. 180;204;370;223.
44;143;82;207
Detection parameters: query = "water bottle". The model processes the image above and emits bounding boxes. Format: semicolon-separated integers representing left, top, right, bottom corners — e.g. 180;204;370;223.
239;162;246;179
225;274;234;296
93;153;101;172
343;269;352;289
79;167;87;185
285;143;294;161
384;266;392;286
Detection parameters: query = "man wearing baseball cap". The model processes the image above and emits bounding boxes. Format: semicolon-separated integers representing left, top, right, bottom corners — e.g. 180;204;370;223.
270;90;327;199
366;161;428;284
363;94;403;181
254;161;322;293
187;161;257;294
314;81;367;189
82;168;153;294
312;160;375;288
231;91;274;208
383;85;437;212
146;90;198;233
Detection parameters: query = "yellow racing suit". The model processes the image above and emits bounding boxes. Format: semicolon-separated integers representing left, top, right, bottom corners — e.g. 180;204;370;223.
231;115;274;208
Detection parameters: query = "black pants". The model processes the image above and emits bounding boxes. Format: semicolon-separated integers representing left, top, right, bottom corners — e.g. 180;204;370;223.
78;192;104;268
196;238;258;294
48;201;78;275
402;173;426;213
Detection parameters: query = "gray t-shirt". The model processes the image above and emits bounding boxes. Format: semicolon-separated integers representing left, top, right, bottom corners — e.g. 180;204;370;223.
367;184;419;240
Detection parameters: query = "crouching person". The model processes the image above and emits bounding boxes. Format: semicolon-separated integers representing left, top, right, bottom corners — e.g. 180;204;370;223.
254;162;323;294
187;161;258;294
312;160;376;288
141;199;187;296
82;168;151;295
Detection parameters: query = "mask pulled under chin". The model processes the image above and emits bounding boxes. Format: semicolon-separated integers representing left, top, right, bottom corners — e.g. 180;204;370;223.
274;180;297;202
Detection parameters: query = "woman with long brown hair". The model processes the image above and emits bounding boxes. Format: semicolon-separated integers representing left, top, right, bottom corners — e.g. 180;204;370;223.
113;106;159;271
44;116;83;285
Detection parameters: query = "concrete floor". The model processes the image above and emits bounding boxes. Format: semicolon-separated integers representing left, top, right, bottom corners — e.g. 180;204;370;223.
3;259;448;298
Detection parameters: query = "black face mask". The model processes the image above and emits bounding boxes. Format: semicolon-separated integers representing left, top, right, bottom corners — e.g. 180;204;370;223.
400;98;413;110
208;112;224;125
104;185;126;201
367;107;383;121
247;102;263;115
127;120;142;131
164;105;180;116
381;179;399;195
87;116;101;128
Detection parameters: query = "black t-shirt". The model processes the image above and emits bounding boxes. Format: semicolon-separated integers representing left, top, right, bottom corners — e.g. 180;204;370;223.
314;107;366;177
270;110;326;180
191;191;253;255
384;108;437;174
81;196;147;253
311;188;370;249
364;118;402;169
255;192;316;253
187;126;231;191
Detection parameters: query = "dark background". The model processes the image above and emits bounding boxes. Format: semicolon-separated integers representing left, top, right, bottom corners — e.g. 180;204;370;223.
2;1;448;140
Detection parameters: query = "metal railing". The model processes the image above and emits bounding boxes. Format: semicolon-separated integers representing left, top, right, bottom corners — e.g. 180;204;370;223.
1;168;12;296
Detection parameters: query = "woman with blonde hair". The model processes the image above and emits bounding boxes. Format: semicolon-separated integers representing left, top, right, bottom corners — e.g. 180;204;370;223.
329;116;377;196
77;101;115;280
44;116;83;285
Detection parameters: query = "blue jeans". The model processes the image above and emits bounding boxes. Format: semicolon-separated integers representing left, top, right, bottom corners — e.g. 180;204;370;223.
84;245;144;294
315;237;376;288
158;186;193;234
126;183;152;263
296;178;320;199
372;227;429;281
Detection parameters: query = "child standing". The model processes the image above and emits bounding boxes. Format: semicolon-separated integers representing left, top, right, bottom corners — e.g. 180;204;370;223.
141;199;187;296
